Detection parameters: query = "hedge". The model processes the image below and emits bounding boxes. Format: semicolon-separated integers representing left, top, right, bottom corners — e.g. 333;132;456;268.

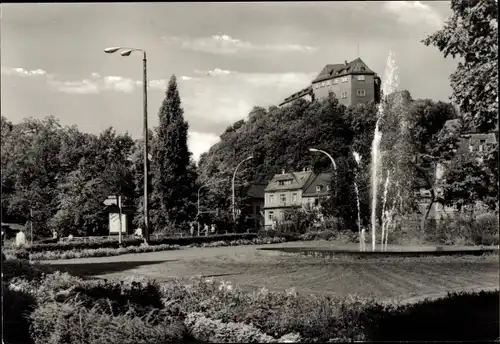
5;261;500;343
9;233;259;253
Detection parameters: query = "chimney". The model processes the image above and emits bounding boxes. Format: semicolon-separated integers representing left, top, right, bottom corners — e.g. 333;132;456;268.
344;60;348;66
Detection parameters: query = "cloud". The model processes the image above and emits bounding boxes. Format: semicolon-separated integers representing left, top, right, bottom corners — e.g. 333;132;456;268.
1;66;50;78
48;79;100;95
383;1;443;29
188;131;221;163
195;68;315;89
163;34;317;55
2;65;171;94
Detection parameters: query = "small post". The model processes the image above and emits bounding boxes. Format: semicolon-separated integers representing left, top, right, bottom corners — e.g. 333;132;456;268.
117;195;123;245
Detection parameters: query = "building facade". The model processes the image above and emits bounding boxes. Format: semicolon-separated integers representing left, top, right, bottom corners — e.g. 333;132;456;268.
263;170;333;228
279;58;381;108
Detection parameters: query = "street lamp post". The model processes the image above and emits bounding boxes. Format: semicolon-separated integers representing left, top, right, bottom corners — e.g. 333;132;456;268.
309;148;337;171
197;179;228;236
309;148;337;211
232;156;253;224
105;46;150;243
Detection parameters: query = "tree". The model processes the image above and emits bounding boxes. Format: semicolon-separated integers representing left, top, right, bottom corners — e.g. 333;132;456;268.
50;128;135;236
422;0;498;133
423;0;498;213
150;75;197;231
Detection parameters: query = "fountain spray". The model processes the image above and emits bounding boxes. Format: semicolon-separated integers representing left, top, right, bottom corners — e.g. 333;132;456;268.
381;170;391;249
353;151;362;251
370;50;399;252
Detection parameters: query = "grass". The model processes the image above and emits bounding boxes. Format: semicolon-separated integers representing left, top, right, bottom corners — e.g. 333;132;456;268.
41;240;500;303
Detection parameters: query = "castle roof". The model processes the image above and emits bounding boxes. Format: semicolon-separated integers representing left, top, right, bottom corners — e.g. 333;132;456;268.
312;58;376;83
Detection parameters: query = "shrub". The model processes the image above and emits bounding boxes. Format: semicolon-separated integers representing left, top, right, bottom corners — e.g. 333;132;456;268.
9;233;260;254
3;282;38;344
184;312;276;343
29;301;186;344
2;258;55;282
364;290;500;341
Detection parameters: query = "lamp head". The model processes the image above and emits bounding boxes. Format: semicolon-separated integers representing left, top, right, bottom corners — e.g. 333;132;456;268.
309;148;319;152
120;49;134;56
104;47;121;54
247;156;253;160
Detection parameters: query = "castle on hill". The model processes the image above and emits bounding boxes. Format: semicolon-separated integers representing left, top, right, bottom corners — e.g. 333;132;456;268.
279;57;381;107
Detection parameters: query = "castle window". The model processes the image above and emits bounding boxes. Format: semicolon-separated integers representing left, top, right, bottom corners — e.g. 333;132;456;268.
357;75;365;81
356;89;366;97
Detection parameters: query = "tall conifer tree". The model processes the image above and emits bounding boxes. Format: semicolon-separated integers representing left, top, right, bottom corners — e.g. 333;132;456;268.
151;75;197;231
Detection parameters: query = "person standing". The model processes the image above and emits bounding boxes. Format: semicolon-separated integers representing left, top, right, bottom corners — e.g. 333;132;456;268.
210;223;216;234
204;224;209;237
189;222;195;237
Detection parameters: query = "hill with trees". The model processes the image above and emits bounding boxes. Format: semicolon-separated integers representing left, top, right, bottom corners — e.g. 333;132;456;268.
197;92;457;229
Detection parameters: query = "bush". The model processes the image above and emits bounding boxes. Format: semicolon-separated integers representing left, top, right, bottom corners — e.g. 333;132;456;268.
431;213;499;246
3;282;37;344
364;290;499;341
184;312;276;343
9;233;260;254
30;301;186;344
2;258;55;282
27;244;181;261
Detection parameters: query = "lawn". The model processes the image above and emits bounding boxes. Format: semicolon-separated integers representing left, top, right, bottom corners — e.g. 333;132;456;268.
42;240;499;303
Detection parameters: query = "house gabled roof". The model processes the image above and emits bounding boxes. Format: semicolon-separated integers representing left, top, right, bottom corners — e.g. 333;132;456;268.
264;171;314;192
302;173;333;197
312;58;376;83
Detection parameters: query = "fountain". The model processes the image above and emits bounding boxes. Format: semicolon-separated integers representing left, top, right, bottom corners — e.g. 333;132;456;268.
353;151;363;251
370;50;400;251
258;50;498;258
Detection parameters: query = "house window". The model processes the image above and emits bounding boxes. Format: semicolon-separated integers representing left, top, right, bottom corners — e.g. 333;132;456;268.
269;194;274;203
314;198;319;206
280;194;286;203
292;193;297;202
357;75;365;81
356;89;366;97
279;210;284;219
333;79;338;84
341;77;348;83
268;211;274;220
316;185;322;192
341;92;348;99
326;80;331;86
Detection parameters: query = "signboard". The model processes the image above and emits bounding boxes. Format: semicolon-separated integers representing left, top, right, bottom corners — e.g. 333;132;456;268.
103;196;118;206
109;213;127;234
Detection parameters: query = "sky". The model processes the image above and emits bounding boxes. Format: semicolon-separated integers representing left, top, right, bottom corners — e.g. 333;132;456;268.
1;2;457;162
